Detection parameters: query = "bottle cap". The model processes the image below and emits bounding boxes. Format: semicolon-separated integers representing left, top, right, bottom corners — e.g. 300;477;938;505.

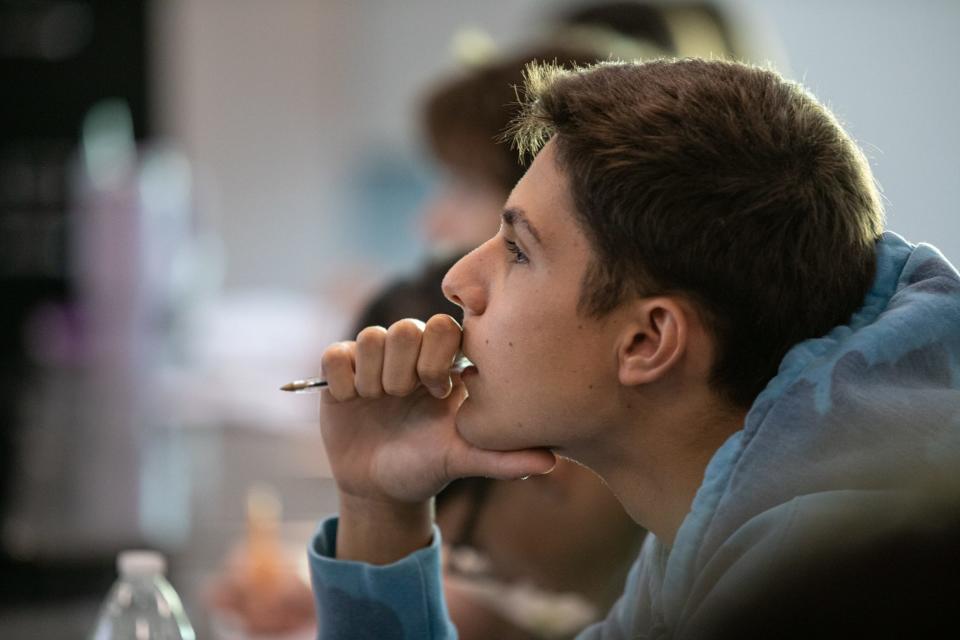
117;550;167;576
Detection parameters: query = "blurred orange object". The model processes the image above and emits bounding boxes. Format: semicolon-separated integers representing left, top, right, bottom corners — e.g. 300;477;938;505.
206;486;315;637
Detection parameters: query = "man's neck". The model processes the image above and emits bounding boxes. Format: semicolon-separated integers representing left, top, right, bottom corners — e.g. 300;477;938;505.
583;387;746;547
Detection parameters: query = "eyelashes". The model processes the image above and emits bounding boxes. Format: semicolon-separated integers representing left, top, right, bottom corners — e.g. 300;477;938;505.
504;238;529;264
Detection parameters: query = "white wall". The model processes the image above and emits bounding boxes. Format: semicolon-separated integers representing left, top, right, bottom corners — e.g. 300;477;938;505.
154;0;960;295
736;0;960;261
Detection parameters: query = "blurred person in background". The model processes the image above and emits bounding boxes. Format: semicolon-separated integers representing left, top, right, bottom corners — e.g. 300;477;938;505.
548;0;749;64
409;0;748;265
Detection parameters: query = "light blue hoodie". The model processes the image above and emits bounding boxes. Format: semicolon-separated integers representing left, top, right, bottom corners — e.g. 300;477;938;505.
308;232;960;639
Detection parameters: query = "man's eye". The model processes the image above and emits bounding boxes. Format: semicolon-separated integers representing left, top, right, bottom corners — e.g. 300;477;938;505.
504;239;529;264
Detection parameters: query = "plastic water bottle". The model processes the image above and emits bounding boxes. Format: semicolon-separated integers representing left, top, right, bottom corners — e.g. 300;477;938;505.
90;550;196;640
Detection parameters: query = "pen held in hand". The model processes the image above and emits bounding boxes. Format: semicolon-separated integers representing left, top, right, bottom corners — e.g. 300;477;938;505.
280;354;473;393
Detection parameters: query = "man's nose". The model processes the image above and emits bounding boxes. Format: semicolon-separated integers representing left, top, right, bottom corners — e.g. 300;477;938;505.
442;246;488;316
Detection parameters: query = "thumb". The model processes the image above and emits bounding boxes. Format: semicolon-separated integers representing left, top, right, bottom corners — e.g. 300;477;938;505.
447;445;557;481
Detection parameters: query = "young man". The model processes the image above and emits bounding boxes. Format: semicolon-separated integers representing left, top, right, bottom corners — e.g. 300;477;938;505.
307;59;960;638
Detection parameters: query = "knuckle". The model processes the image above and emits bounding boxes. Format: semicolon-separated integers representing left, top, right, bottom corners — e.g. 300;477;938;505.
321;343;357;402
321;342;352;371
387;318;425;343
425;314;460;338
356;325;387;347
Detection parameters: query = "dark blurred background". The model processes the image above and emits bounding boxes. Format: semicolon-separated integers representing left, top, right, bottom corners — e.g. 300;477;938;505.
0;1;957;638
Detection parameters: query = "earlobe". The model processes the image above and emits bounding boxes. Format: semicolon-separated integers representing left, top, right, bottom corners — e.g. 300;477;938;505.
618;300;687;387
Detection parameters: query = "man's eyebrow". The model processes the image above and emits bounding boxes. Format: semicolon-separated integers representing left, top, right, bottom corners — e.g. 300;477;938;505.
501;207;542;244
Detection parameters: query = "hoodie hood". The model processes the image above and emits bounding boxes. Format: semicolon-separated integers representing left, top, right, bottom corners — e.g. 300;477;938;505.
662;231;960;630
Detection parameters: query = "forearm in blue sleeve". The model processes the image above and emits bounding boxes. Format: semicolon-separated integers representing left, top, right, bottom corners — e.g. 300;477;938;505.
308;516;458;640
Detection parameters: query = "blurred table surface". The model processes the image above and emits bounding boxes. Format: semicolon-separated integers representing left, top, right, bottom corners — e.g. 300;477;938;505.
0;413;336;639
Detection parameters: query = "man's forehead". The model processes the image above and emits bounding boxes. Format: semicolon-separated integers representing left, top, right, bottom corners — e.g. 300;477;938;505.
504;141;579;243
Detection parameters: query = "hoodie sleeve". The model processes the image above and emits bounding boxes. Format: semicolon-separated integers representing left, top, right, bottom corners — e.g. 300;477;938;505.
308;516;458;640
308;514;660;640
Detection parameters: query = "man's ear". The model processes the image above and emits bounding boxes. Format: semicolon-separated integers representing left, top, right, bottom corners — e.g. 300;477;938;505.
618;297;688;387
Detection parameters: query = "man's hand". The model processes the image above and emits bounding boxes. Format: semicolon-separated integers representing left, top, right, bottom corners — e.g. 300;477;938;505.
319;314;555;564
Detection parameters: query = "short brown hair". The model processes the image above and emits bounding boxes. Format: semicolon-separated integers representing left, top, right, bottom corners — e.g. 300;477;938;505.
510;59;884;408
